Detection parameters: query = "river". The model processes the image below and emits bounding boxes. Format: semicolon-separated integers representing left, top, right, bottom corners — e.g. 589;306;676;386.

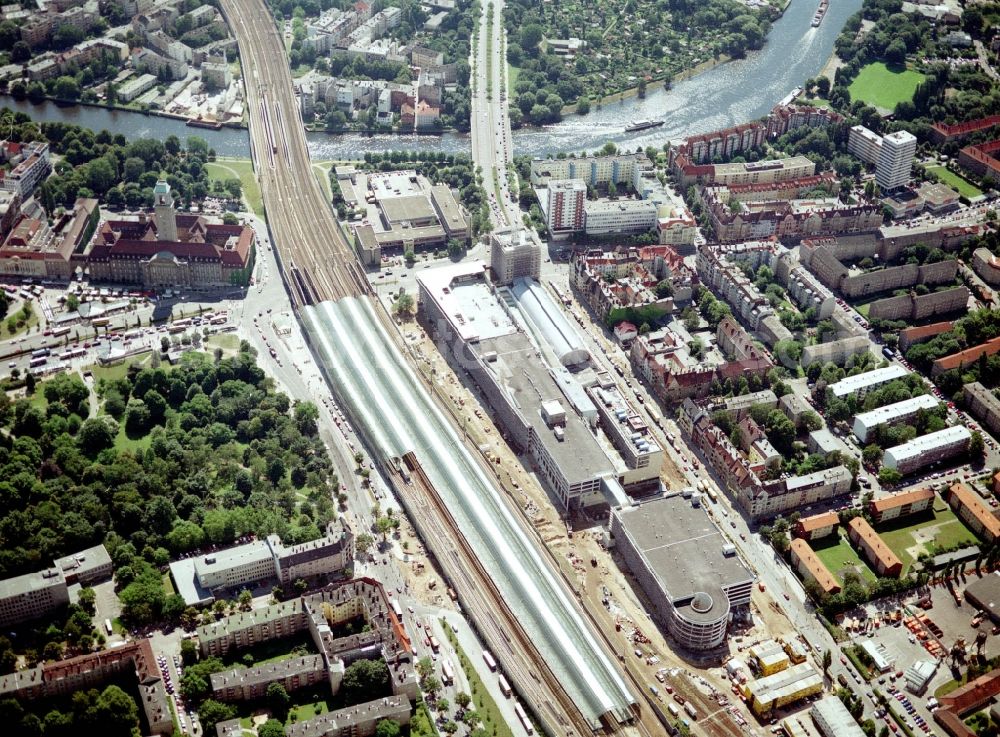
1;0;860;159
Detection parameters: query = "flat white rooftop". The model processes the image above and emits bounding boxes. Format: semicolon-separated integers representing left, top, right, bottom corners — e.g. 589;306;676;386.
830;365;908;398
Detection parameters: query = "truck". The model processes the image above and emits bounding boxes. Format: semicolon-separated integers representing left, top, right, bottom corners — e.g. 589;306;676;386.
667;704;680;717
684;702;697;720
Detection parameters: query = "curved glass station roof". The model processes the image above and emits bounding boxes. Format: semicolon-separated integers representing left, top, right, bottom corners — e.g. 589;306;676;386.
303;296;635;726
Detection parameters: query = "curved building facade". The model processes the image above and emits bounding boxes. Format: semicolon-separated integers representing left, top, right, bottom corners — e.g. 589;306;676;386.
510;277;590;366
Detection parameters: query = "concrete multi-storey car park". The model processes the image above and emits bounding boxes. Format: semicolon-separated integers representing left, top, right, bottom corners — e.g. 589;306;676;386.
610;493;754;651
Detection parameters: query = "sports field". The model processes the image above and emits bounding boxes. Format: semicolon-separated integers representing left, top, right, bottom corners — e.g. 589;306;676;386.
876;500;977;574
848;62;925;111
813;533;877;583
926;165;984;199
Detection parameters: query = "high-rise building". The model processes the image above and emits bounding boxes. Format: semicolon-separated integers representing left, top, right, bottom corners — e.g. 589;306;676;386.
489;226;540;285
876;131;917;191
848;125;883;165
543;178;586;235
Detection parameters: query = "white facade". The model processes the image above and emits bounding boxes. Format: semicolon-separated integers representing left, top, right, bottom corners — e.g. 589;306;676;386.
876;131;917;191
829;365;908;399
883;425;971;475
584;200;658;235
852;394;940;443
544;179;586;233
848;125;883;165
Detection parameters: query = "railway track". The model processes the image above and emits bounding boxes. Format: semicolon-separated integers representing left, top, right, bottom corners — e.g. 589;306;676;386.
389;451;600;737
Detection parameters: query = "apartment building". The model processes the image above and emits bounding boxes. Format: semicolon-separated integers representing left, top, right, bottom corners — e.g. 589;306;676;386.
883;426;971;476
946;483;1000;544
848;517;903;577
964;382;1000;435
848;125;883;165
0;639;172;734
529;152;651;186
868;488;935;524
876;131;917;191
932;336;1000;377
794;512;840;541
790;539;841;596
711;157;816;186
542;178;586;235
828;365;909;399
571;246;696;321
930;115;1000;145
852;394;941;444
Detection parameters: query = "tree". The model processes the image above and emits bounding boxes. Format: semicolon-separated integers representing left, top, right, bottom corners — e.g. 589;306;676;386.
822;649;832;673
341;658;390;703
78;416;118;455
96;685;139;737
259;720;286;737
970;431;985;459
455;692;472;710
78;587;96;614
878;468;902;486
197;700;236;732
393;292;415;317
375;720;402;737
266;682;291;720
181;638;198;664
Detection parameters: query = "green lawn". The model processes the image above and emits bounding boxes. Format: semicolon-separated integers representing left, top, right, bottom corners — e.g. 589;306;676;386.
848;62;925;110
207;333;240;352
507;64;520;92
206;158;264;218
88;352;153;383
443;619;517;737
876;501;977;574
813;533;877;583
926;165;984;199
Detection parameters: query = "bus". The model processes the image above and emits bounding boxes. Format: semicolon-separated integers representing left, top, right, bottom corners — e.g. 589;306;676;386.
440;659;454;687
91;318;110;328
29;356;47;368
31;348;49;359
429;636;440;654
482;650;497;673
498;674;512;698
167;323;187;334
104;619;113;636
514;703;533;735
52;326;71;338
60;348;85;360
390;600;403;620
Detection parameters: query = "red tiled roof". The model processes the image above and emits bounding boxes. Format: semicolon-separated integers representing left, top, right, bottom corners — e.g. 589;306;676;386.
870;488;934;514
939;667;1000;715
797;511;839;533
790;538;840;594
933;336;1000;374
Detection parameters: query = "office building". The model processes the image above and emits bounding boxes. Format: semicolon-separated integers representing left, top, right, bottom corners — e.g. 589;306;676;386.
946;483;1000;544
587;383;663;493
0;141;50;199
0;544;112;627
529;152;650;187
811;697;867;737
882;426;971;475
828;365;908;399
869;488;935;524
489;226;540;285
87;181;254;288
542;178;586;236
963;382;1000;435
170;521;354;606
852;394;941;443
848;125;883;165
583;199;658;236
876;131;917;191
790;539;841;596
848;517;903;577
610;494;754;651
